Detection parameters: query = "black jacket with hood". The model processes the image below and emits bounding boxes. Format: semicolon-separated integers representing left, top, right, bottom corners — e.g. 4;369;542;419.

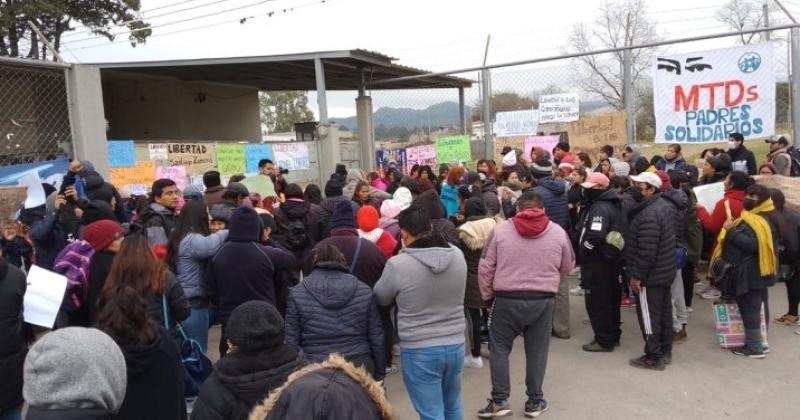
0;260;27;413
274;199;323;269
661;188;690;247
624;192;677;287
727;145;758;175
412;189;459;245
480;180;501;216
576;189;622;265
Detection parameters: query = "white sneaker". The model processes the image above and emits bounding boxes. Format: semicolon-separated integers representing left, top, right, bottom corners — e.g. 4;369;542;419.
464;355;484;369
570;267;581;276
569;286;584;296
700;287;722;300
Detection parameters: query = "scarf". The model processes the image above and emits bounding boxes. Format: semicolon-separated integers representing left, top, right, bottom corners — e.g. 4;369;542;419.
710;198;777;277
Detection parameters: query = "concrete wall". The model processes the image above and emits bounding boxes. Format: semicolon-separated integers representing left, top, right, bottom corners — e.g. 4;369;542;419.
102;75;262;142
69;65;110;177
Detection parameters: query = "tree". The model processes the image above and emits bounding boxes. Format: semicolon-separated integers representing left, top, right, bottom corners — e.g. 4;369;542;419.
471;92;536;120
568;0;659;110
259;91;316;134
0;0;150;60
716;0;766;45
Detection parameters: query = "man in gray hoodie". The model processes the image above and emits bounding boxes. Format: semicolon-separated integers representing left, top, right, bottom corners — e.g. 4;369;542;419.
374;206;467;420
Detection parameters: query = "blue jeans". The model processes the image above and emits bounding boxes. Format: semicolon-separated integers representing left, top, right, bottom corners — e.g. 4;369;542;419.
400;343;464;420
0;405;22;420
182;307;210;353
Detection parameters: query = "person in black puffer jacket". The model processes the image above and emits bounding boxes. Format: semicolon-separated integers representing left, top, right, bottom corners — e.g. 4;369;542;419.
274;184;324;270
193;301;307;420
286;244;385;380
313;179;360;239
625;173;677;370
411;189;459;245
0;259;29;420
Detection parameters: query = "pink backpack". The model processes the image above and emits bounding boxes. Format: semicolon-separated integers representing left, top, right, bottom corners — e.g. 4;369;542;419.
53;240;95;311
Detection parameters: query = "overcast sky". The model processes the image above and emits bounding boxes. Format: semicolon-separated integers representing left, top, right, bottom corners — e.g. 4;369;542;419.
59;0;800;117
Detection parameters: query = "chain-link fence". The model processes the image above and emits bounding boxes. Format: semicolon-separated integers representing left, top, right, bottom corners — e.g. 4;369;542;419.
0;62;72;166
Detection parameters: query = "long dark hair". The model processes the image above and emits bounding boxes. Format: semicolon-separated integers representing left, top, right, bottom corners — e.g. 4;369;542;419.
166;200;210;268
96;284;159;346
304;184;323;205
104;235;167;297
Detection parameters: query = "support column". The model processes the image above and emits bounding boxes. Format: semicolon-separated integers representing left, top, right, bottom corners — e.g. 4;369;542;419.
314;57;337;184
66;64;109;177
314;57;329;124
458;87;466;135
623;48;635;145
356;96;374;170
791;28;800;144
481;68;493;160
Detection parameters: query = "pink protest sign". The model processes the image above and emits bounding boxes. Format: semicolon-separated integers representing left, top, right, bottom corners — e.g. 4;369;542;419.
524;135;560;163
156;165;188;191
405;144;437;173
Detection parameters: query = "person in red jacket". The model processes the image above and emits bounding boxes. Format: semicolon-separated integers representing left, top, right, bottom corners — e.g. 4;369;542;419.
357;206;397;259
696;171;752;235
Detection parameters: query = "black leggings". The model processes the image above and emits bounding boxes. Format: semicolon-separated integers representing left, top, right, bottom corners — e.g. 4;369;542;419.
379;306;394;368
786;271;800;316
465;307;482;357
682;262;695;308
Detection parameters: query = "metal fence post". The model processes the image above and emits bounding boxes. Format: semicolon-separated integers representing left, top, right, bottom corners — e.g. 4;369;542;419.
791;28;800;143
481;68;492;160
623;48;634;144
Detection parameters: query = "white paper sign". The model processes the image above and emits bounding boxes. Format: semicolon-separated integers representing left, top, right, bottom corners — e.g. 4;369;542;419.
538;93;580;123
23;265;68;328
653;43;775;143
693;182;726;212
18;172;46;209
149;144;169;163
494;110;540;137
273;143;311;171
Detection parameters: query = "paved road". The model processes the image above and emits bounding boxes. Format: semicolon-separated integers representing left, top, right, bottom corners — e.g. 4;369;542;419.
210;276;799;419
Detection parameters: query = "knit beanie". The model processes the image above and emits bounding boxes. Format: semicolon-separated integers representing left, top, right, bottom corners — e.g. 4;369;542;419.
380;200;402;219
24;327;127;411
357;205;380;232
226;301;285;352
634;156;651;174
81;200;117;225
330;200;356;229
87;182;115;205
228;206;263;242
464;197;487;218
612;161;631;178
461;172;481;186
324;179;344;197
82;220;125;251
655;170;672;192
531;159;553;178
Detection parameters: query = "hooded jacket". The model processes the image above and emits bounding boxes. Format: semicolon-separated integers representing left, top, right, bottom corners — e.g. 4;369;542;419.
479;209;575;300
207;208;296;322
440;182;460;218
576;189;622;265
137;203;178;246
412;189;459;244
626;144;643;170
303;229;387;288
721;220;780;295
175;230;229;301
767;146;793;176
192;346;306;420
697;189;746;235
457;217;497;308
285;262;385;373
655;154;687;173
480;180;501;216
342;169;391;202
374;235;467;349
250;354;394;420
624;193;677;288
0;260;26;412
662;188;690;247
28;209;69;271
204;185;225;209
314;196;359;238
115;329;186;420
727;145;757;175
532;176;570;229
274;199;323;268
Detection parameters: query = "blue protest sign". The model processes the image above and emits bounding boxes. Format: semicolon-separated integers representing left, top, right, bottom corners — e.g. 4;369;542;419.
107;140;136;168
245;144;273;173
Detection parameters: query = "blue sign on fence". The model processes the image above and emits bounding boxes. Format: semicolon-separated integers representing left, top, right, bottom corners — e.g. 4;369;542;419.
245;144;274;173
107;140;136;168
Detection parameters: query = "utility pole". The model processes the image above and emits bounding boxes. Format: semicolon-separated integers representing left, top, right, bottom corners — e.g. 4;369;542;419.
623;12;635;144
764;2;771;41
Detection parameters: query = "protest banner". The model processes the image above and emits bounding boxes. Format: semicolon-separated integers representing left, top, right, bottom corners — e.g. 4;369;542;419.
0;159;69;189
405;144;437;173
216;144;246;175
376;149;408;175
566;111;627;156
0;186;27;221
24;266;68;328
653;43;775;143
494;110;540;137
273;143;311;171
539;93;580;123
492;138;524;162
436;135;471;164
167;143;216;176
107;140;136;168
148;144;169;165
524;135;561;162
693;181;725;212
245;144;274;173
109;161;156;191
156;166;188;191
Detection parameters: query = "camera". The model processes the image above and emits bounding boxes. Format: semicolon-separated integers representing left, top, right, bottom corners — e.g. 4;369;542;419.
279;168;289;175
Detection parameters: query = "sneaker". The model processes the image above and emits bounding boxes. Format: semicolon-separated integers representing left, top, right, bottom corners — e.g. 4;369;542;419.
385;365;399;376
731;347;766;359
796;328;800;335
185;397;197;414
763;346;770;354
774;314;800;325
570;266;581;275
629;355;666;371
392;344;401;356
582;341;614;352
481;347;491;358
673;325;688;344
700;287;722;300
569;286;584;296
524;399;549;418
477;399;513;418
686;306;693;313
663;352;672;365
464;355;484;369
552;330;570;339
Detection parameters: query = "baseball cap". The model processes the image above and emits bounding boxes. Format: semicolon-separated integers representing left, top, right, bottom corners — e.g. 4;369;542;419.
630;172;663;189
226;182;249;197
581;172;610;189
765;135;789;145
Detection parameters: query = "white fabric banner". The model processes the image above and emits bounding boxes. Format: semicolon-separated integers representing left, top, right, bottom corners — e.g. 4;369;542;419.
273;143;311;171
653;43;775;144
538;93;579;123
494;110;539;137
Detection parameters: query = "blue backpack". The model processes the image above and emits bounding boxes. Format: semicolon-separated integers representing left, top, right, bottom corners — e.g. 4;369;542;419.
161;296;212;398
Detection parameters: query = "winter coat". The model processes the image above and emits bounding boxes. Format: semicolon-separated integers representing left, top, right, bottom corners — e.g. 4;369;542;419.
0;237;32;272
379;217;401;241
138;203;178;245
204;185;225;210
576;189;623;265
440;183;460;219
86;251;117;325
618;187;639;233
655;155;687;173
174;231;229;301
25;408;115;420
697;189;746;235
273;199;323;268
481;181;501;216
147;272;190;325
767;147;793;176
374;236;467;349
567;183;584;232
28;210;69;271
662;188;690;247
314;196;360;238
342;170;391;202
285;263;385;372
721;221;779;295
250;354;394;420
206;228;296;323
532;176;570;229
0;260;27;412
210;200;238;224
683;188;704;264
778;208;800;264
457;217;496;308
727;146;757;175
303;229;387;288
193;345;306;420
412;190;460;245
115;329;186;420
624;193;677;288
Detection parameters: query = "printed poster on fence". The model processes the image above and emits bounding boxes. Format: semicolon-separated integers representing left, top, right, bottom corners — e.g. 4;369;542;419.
376;149;408;175
107;140;136;168
566;111;627;156
653;43;775;144
109;161;156;195
156;166;188;191
148;144;169;165
436;135;471;164
273;143;310;171
405;145;437;173
538;93;580;123
167;143;216;176
524;135;560;162
216;144;246;175
494;110;540;137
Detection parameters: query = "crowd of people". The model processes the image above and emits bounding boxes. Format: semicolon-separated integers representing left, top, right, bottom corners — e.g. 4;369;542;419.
1;132;799;420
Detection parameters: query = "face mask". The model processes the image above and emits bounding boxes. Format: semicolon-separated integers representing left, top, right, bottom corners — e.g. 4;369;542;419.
631;187;645;203
728;141;737;150
743;198;757;211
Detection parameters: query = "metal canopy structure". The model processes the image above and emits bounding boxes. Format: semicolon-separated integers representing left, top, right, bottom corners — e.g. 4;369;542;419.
92;49;473;90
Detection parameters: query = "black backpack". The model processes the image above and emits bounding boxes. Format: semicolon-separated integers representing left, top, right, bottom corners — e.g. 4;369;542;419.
285;216;310;250
787;147;800;177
